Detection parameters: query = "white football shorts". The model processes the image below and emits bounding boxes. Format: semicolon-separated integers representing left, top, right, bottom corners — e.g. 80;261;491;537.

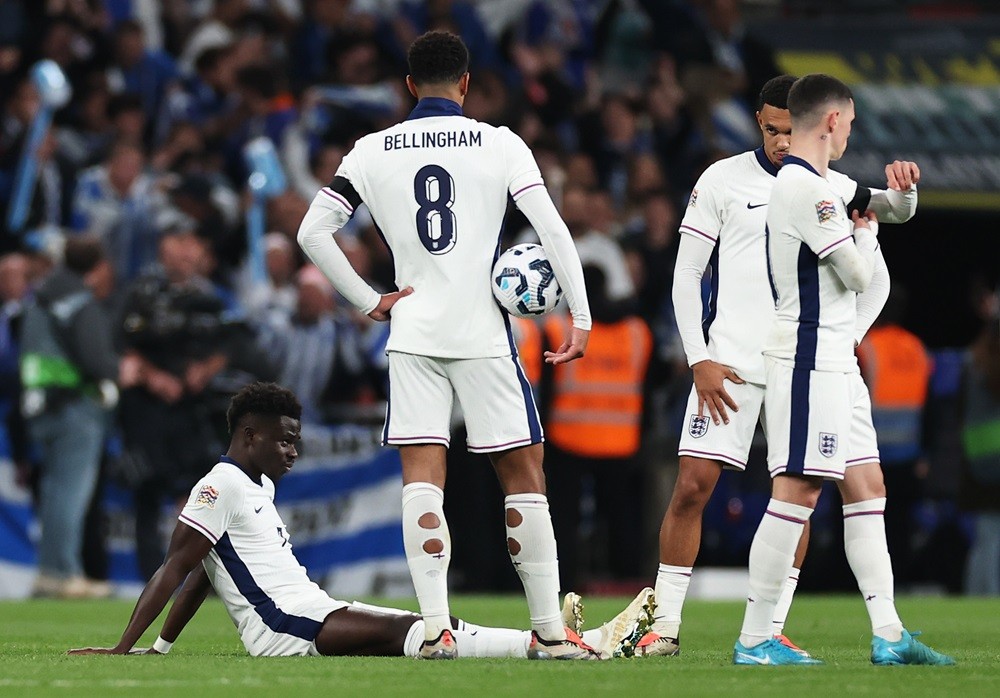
241;594;348;657
677;380;765;471
763;359;879;480
383;351;544;453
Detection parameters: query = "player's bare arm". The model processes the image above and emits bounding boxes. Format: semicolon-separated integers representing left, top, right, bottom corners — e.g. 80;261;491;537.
67;521;213;655
543;326;589;364
691;360;745;426
139;564;215;654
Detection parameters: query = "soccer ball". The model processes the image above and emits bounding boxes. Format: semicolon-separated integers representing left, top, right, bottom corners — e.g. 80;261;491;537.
491;243;563;317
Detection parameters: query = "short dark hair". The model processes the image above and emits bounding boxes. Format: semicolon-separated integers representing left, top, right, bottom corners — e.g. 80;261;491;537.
787;74;853;125
226;382;302;434
63;236;104;275
407;31;469;86
756;74;797;112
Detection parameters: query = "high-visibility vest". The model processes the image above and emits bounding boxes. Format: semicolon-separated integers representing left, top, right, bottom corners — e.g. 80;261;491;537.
543;312;653;458
858;325;932;462
511;317;543;388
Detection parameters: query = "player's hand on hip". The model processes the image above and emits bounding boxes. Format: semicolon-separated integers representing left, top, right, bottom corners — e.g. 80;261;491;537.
852;209;878;236
544;326;589;365
885;160;920;191
691;359;744;426
367;286;414;322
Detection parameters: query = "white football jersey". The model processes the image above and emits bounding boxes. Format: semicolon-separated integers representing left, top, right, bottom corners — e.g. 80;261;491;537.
325;98;550;359
179;458;336;646
764;156;862;373
678;148;864;383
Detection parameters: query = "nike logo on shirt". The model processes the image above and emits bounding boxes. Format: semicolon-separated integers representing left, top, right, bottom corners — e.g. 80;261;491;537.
746;202;767;209
254;506;264;514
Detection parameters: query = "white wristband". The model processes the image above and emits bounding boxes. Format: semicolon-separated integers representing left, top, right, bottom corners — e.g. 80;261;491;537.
152;636;173;654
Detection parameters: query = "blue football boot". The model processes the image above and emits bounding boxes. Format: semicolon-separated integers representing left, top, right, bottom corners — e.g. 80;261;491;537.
733;637;823;665
871;629;955;666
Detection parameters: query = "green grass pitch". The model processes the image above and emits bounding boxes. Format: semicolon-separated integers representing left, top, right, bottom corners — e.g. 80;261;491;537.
2;595;998;697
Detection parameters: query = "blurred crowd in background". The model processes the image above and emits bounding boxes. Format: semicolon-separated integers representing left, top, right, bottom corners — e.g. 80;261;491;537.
0;0;997;600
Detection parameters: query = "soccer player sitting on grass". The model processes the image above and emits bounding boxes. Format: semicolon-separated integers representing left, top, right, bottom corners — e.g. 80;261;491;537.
68;382;652;659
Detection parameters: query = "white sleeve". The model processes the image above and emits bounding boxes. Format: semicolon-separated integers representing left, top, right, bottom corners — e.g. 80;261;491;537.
825;226;879;293
178;474;243;544
296;192;382;315
855;247;889;344
678;166;725;245
794;181;855;260
671;233;715;367
516;187;592;330
866;185;917;224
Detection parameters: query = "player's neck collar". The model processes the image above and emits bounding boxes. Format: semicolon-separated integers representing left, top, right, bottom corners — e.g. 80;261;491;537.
782;154;821;177
220;455;262;486
407;97;464;121
753;147;779;177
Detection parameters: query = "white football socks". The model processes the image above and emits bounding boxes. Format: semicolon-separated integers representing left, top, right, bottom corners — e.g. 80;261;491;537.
504;494;565;641
401;482;451;639
772;567;800;635
403;619;531;658
843;497;903;641
652;564;692;638
739;499;814;648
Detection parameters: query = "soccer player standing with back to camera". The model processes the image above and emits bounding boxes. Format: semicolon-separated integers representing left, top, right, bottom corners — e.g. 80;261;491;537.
297;31;610;660
732;73;953;665
634;75;922;657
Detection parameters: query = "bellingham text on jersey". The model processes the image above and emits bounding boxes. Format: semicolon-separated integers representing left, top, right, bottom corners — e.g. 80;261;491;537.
384;130;483;150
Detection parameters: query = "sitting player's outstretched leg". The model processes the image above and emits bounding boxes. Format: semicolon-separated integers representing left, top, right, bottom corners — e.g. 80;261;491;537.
319;602;540;659
839;461;954;666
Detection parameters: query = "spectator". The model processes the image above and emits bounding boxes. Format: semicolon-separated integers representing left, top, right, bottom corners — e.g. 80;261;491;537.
542;265;653;589
107;19;179;127
255;263;367;422
116;228;235;580
18;236;137;598
960;285;1000;595
0;252;30;483
71;138;175;284
857;288;933;587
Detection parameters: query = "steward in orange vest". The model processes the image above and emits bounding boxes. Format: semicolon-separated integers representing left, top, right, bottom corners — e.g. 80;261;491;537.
542;311;653;458
858;323;932;464
540;265;653;589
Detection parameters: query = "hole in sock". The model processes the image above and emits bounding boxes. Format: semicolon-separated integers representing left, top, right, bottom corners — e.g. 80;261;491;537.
507;537;521;555
506;508;523;527
423;538;444;554
418;512;440;529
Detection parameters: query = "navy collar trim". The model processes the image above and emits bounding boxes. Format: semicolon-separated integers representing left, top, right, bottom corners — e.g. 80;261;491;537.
220;455;262;486
753;147;780;177
782;154;821;177
406;97;463;121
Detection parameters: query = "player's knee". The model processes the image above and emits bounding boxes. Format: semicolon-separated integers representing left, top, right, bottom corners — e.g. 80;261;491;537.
422;538;444;554
672;472;715;512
